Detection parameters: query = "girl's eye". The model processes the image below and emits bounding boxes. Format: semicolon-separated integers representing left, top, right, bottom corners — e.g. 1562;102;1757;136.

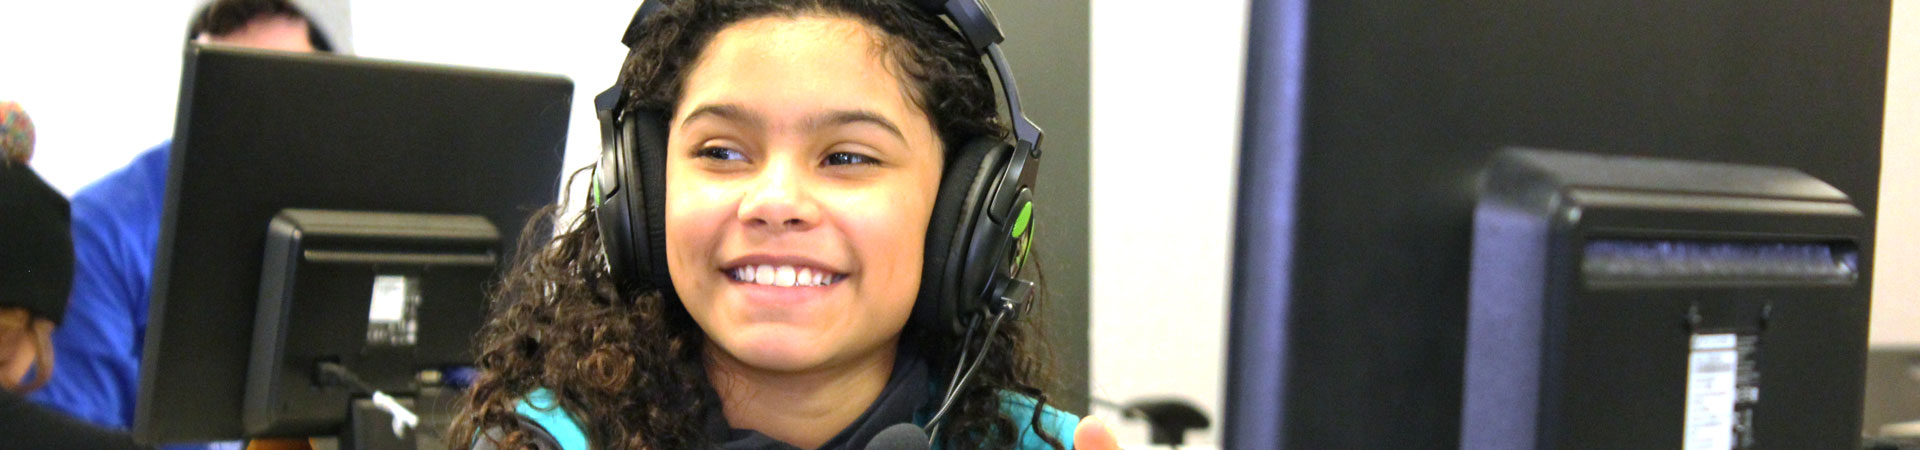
824;152;880;166
696;146;747;162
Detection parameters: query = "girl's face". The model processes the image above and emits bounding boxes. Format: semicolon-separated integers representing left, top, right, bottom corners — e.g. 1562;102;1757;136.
663;15;944;373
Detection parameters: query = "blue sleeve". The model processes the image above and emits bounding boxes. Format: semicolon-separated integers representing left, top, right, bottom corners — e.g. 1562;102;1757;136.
30;144;169;431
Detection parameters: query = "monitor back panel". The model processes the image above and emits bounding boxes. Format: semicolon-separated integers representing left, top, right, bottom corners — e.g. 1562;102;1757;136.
136;45;571;443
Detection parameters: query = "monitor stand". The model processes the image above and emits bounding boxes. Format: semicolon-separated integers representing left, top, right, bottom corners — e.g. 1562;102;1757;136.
337;387;461;450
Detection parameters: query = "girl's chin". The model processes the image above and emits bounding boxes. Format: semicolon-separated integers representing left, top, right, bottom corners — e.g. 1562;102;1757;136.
717;328;839;371
714;326;900;374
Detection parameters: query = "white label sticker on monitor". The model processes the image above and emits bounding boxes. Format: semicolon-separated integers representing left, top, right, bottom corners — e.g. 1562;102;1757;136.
369;275;410;322
1683;333;1739;450
367;274;419;346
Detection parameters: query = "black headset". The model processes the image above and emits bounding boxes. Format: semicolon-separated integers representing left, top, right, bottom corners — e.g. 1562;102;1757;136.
591;0;1043;338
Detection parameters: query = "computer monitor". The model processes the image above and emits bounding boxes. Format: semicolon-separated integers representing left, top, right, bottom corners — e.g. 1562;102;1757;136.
134;45;571;445
1226;0;1887;448
1461;148;1868;449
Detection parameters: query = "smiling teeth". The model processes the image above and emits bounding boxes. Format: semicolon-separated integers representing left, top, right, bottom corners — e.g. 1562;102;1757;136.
775;266;796;287
732;265;840;287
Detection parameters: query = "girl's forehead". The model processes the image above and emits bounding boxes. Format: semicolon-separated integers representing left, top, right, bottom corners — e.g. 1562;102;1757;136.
674;15;927;130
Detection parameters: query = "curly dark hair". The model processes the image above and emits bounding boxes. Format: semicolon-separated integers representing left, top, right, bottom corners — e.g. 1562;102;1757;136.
450;1;1063;449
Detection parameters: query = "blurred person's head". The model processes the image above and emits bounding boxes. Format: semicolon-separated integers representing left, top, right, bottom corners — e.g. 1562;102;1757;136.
187;0;334;53
1;102;33;165
0;162;71;394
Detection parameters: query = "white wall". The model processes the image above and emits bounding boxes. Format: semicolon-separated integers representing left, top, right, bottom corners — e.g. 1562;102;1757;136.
0;0;615;205
0;0;354;195
0;0;208;194
1087;0;1249;447
1875;0;1920;347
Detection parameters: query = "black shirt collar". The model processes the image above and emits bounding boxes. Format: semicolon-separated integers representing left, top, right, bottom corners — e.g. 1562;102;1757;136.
705;345;933;450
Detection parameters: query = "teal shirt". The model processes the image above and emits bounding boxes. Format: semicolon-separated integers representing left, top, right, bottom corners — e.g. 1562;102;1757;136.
515;388;1079;450
976;392;1081;450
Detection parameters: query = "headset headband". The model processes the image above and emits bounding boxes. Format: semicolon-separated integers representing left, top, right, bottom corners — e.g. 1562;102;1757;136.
602;0;1042;157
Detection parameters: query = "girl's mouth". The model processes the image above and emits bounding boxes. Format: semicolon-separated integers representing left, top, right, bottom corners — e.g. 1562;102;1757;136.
723;264;848;288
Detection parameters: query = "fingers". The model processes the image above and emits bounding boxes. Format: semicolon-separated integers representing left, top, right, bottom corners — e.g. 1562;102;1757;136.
1074;415;1122;450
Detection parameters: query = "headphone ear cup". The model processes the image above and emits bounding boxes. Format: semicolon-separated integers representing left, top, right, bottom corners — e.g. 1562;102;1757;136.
596;113;640;293
596;108;674;296
916;137;1012;335
595;185;640;292
627;109;675;291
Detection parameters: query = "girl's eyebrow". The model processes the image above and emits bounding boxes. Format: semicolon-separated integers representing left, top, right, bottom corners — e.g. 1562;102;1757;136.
682;103;761;129
804;110;905;142
681;103;906;142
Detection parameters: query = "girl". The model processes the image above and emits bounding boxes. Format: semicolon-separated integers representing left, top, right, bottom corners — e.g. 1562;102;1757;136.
452;1;1118;449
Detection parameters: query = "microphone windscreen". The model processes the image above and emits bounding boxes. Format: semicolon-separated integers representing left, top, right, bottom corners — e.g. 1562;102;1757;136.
865;423;931;450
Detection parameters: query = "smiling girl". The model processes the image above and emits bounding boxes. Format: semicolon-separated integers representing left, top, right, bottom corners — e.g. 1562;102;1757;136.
451;1;1116;449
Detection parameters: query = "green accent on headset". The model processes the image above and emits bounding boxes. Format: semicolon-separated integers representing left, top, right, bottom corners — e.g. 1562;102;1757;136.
1014;235;1031;270
591;169;603;206
1010;201;1033;238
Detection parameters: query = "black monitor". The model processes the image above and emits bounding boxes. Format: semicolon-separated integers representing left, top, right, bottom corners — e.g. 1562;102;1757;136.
134;45;571;446
1460;148;1867;449
1226;0;1887;449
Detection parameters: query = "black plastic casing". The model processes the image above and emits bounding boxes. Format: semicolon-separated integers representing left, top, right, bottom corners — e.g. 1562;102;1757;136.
244;209;498;437
1462;148;1869;450
138;45;569;443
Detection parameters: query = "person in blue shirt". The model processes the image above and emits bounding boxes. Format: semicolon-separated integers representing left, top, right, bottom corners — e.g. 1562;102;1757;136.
31;0;335;438
451;1;1119;449
2;132;151;450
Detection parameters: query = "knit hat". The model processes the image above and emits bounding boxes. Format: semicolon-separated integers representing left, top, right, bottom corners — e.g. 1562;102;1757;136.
0;102;33;164
0;162;73;324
